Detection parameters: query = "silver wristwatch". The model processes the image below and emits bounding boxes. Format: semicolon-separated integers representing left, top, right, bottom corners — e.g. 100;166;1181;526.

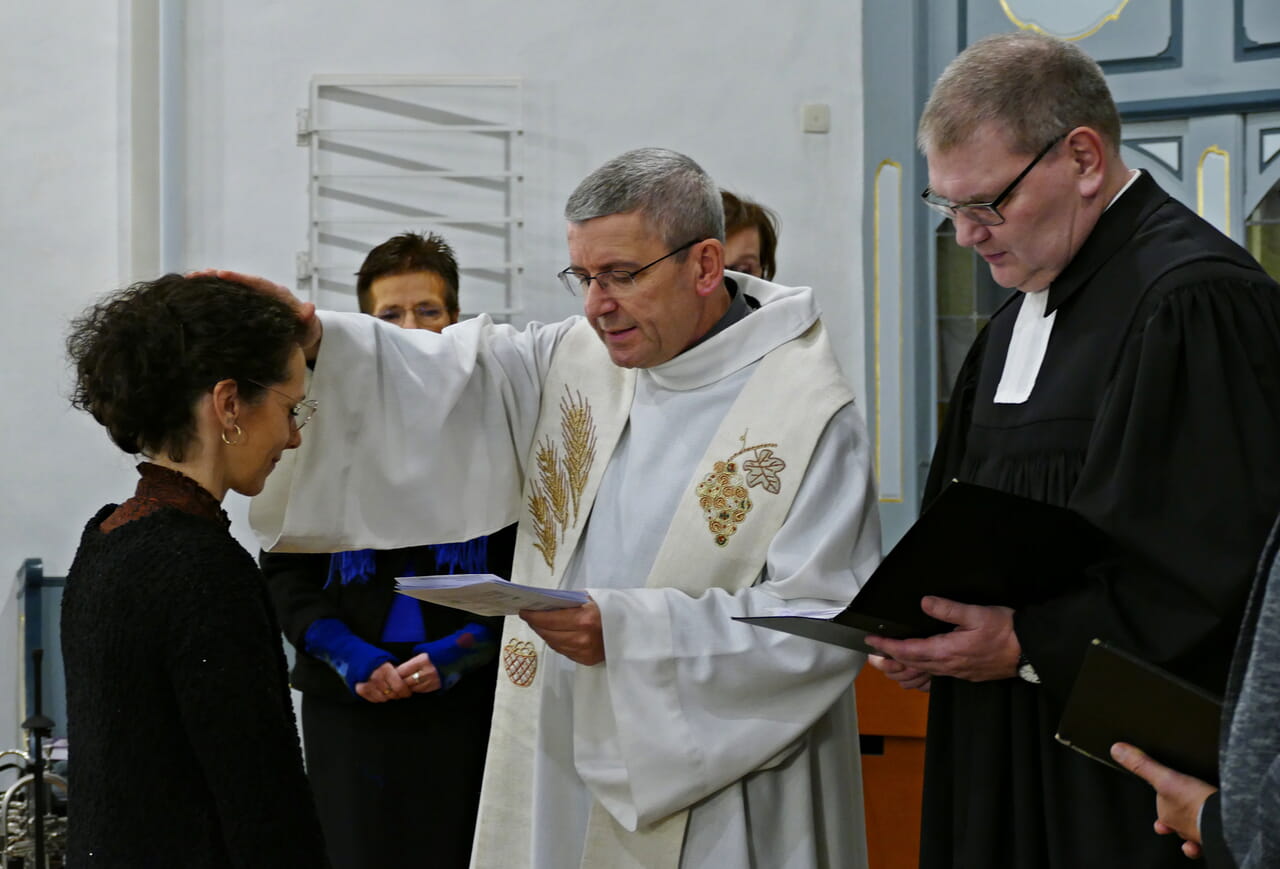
1017;653;1040;684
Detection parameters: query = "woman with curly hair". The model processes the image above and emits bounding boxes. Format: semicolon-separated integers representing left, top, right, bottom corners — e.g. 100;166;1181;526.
61;273;328;867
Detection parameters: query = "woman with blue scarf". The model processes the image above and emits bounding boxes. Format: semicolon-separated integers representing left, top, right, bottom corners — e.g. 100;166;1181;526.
261;232;517;869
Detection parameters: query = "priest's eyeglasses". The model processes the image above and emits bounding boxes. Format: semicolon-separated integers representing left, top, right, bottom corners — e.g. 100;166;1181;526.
920;133;1066;227
246;379;319;430
558;238;702;297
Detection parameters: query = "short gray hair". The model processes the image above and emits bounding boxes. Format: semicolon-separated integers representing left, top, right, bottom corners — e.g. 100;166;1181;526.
564;148;725;246
918;31;1121;156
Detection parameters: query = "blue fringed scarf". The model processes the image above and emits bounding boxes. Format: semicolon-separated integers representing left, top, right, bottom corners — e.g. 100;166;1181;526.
327;534;490;586
328;549;378;587
431;536;489;575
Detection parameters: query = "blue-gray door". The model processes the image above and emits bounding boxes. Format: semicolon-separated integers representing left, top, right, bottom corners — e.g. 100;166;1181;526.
863;0;1280;545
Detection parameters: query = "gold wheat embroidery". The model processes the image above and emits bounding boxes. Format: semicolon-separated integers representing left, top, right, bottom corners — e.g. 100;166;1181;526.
560;390;596;522
536;438;570;529
528;387;598;572
695;431;788;547
528;484;557;570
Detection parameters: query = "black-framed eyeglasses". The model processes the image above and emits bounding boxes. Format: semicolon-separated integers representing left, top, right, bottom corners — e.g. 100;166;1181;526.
246;379;318;430
920;133;1066;227
557;238;702;297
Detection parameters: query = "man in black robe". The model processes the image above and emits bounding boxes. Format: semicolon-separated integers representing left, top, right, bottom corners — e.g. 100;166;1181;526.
865;30;1280;869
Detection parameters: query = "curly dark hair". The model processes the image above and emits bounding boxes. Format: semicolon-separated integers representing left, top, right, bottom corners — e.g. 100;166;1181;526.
66;273;307;461
355;231;460;316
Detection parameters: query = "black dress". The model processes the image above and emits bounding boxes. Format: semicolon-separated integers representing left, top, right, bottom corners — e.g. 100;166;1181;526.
261;525;516;869
61;464;327;868
920;172;1280;869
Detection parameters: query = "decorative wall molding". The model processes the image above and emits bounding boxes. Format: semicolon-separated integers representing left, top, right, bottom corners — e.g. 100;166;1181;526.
1122;136;1183;178
1262;127;1280;172
1197;146;1232;237
874;160;904;503
1235;0;1280;62
999;0;1130;40
1118;90;1280;123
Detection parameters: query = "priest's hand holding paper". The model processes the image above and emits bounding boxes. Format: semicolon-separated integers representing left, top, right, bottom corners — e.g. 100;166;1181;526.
520;600;605;666
864;596;1020;682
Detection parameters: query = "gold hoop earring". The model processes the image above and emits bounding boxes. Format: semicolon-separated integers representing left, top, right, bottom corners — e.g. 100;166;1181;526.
221;424;244;446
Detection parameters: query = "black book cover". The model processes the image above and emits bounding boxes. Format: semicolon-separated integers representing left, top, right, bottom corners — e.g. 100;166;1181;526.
737;481;1107;653
1055;639;1222;785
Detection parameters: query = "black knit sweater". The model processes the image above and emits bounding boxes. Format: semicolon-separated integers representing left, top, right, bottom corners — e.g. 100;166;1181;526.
61;467;327;867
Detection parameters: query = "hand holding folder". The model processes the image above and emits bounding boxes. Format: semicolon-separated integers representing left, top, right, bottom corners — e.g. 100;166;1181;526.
1060;641;1222;860
736;481;1106;655
1056;639;1222;785
1109;742;1218;859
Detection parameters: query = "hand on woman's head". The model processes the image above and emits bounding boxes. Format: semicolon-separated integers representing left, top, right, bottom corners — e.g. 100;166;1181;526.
187;269;322;360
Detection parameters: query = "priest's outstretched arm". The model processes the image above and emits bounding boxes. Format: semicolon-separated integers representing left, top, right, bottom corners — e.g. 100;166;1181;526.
252;308;574;552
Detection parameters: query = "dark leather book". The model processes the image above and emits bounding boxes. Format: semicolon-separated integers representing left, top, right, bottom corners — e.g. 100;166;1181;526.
736;480;1107;654
1055;639;1222;785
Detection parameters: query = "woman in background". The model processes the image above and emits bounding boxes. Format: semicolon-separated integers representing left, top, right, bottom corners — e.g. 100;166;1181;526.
261;230;515;869
721;189;781;280
61;274;327;867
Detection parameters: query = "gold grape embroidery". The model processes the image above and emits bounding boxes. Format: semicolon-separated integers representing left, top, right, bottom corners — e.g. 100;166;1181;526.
696;432;787;547
528;388;597;571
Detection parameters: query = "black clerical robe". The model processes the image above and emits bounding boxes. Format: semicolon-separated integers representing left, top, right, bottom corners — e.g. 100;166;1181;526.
920;171;1280;869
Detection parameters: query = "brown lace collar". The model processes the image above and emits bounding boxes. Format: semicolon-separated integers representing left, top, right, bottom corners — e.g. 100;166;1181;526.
100;462;230;534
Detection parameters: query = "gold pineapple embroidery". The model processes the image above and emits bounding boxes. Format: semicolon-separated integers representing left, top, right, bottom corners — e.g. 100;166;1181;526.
502;639;538;687
528;388;597;571
696;431;788;547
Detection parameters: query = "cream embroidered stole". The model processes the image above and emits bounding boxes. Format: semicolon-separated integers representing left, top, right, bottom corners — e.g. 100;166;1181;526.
472;318;853;869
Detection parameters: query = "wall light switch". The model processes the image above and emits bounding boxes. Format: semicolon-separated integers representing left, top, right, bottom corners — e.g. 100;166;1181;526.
802;103;830;134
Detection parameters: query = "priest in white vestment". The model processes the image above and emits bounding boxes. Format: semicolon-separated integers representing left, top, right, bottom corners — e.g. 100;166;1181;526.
248;148;881;869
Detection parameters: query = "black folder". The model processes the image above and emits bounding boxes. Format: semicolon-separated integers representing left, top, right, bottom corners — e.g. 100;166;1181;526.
1055;639;1222;785
736;481;1106;654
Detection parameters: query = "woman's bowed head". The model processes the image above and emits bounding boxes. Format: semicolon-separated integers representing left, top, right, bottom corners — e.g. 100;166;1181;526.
67;273;314;500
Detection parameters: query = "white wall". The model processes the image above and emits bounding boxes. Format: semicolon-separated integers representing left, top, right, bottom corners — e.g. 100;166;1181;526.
0;2;137;750
181;0;865;356
1;0;865;745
